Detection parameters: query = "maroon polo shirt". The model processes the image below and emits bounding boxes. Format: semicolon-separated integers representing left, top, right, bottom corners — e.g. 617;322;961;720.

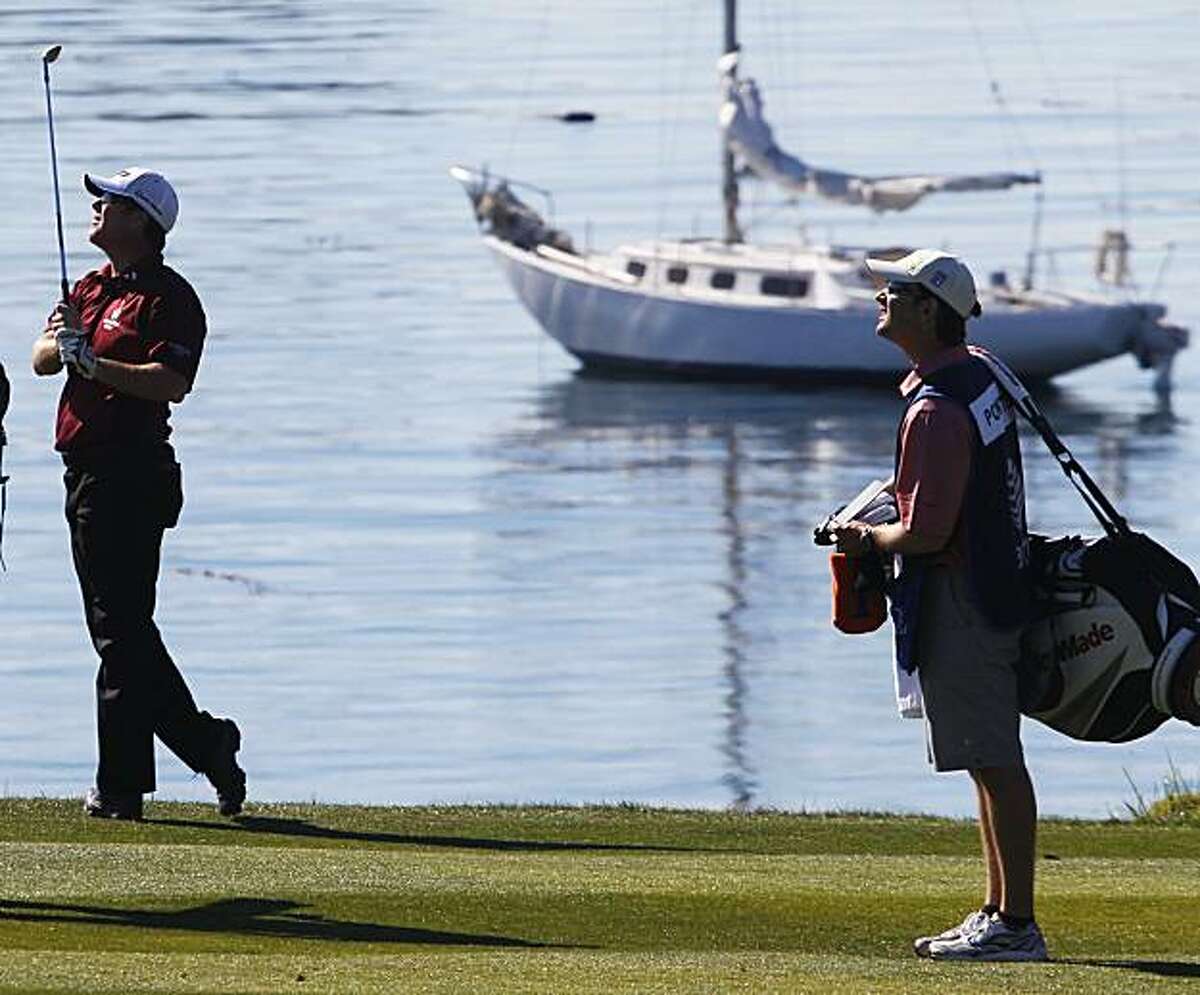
55;254;206;453
896;344;974;565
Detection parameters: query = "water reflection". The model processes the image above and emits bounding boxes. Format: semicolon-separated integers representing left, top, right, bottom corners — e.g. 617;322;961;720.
497;374;907;806
490;371;1181;809
715;426;755;809
539;372;906;460
1035;380;1177;439
1024;381;1178;513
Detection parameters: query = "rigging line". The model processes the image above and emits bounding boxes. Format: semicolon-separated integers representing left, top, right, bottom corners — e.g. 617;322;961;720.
744;3;765;235
746;167;764;233
657;0;703;243
1149;243;1174;299
1109;79;1141;297
763;0;787;123
961;0;1041;172
503;0;553;176
740;194;801;235
655;0;673;243
741;1;797;239
1011;0;1103;207
735;1;759;236
768;0;797;157
1114;75;1129;237
786;1;807;235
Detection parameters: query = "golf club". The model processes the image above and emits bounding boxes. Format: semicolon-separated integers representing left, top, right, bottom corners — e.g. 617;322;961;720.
41;44;70;303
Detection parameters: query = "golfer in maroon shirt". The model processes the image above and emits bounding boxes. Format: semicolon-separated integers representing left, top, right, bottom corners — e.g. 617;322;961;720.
32;167;245;821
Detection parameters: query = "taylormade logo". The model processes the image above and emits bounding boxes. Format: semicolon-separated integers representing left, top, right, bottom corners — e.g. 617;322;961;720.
1054;622;1116;662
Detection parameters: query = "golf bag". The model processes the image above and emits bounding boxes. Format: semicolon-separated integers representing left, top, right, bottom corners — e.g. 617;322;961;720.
975;348;1200;742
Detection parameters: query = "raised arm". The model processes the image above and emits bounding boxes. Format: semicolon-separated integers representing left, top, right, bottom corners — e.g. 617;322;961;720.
33;312;64;375
89;359;189;402
34;301;189;401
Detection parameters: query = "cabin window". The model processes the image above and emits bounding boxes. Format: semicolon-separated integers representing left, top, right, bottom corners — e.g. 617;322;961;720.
666;266;689;284
710;270;736;290
626;260;646;279
760;274;809;298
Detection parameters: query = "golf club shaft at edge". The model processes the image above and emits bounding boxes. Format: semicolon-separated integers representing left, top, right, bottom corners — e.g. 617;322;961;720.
41;45;70;303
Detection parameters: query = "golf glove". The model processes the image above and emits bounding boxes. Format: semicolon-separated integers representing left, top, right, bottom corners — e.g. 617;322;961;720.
57;328;97;379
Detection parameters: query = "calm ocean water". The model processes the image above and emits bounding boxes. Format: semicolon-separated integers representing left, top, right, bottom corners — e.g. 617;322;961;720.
0;1;1197;816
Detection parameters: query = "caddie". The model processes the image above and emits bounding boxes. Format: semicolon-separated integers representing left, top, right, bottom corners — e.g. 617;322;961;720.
832;249;1046;961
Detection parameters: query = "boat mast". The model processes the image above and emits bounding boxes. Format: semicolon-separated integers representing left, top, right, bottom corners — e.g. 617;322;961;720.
722;0;743;244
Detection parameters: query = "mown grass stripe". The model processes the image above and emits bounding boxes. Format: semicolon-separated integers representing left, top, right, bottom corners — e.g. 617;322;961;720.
1;950;1198;995
1;844;1197;898
0;799;1196;993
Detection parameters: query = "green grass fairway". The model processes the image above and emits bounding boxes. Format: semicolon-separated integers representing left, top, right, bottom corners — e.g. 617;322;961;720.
1;799;1197;993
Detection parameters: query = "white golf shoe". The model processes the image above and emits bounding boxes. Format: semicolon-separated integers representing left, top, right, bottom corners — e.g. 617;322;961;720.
927;913;1049;962
913;909;991;958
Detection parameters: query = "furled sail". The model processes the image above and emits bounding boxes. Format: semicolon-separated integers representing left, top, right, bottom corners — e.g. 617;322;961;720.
718;54;1039;213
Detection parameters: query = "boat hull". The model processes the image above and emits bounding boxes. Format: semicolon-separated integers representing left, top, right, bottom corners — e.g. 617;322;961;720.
484;237;1146;382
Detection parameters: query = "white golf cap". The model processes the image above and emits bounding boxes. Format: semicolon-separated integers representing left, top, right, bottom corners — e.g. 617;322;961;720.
865;248;981;319
83;167;179;233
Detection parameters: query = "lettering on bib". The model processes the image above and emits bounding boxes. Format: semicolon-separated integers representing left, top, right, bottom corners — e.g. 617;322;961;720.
969;382;1013;446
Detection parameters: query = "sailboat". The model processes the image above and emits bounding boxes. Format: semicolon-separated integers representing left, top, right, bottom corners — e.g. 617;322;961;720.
451;2;1187;385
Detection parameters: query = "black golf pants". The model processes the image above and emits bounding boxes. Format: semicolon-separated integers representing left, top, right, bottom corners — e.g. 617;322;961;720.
64;453;222;795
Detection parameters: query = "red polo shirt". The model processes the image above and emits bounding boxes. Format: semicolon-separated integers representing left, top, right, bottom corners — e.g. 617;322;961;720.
896;345;974;562
55;255;206;453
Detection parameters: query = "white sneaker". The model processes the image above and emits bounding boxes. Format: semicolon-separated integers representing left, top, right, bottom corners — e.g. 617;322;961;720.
927;913;1049;962
913;909;991;958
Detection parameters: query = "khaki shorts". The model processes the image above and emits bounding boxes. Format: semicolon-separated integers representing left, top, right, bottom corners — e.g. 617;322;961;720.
916;566;1024;772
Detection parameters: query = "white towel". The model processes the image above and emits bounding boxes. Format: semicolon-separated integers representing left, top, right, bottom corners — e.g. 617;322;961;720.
893;643;924;718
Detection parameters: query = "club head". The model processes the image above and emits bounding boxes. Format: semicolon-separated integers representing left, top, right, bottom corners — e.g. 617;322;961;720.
42;45;62;64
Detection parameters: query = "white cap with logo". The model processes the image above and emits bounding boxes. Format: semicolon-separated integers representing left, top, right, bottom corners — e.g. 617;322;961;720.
83;167;179;233
865;248;982;320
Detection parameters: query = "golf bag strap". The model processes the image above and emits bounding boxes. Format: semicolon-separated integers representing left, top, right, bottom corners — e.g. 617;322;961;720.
968;347;1129;538
1034;416;1128;537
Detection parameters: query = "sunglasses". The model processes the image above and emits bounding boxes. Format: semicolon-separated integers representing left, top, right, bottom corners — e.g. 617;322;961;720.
884;282;928;299
93;194;135;211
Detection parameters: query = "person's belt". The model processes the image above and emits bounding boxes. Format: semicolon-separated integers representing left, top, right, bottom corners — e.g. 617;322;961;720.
61;441;174;472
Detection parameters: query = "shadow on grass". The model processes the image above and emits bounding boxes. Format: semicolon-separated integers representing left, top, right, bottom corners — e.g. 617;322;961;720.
146;814;715;853
0;897;565;947
1055;958;1200;979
